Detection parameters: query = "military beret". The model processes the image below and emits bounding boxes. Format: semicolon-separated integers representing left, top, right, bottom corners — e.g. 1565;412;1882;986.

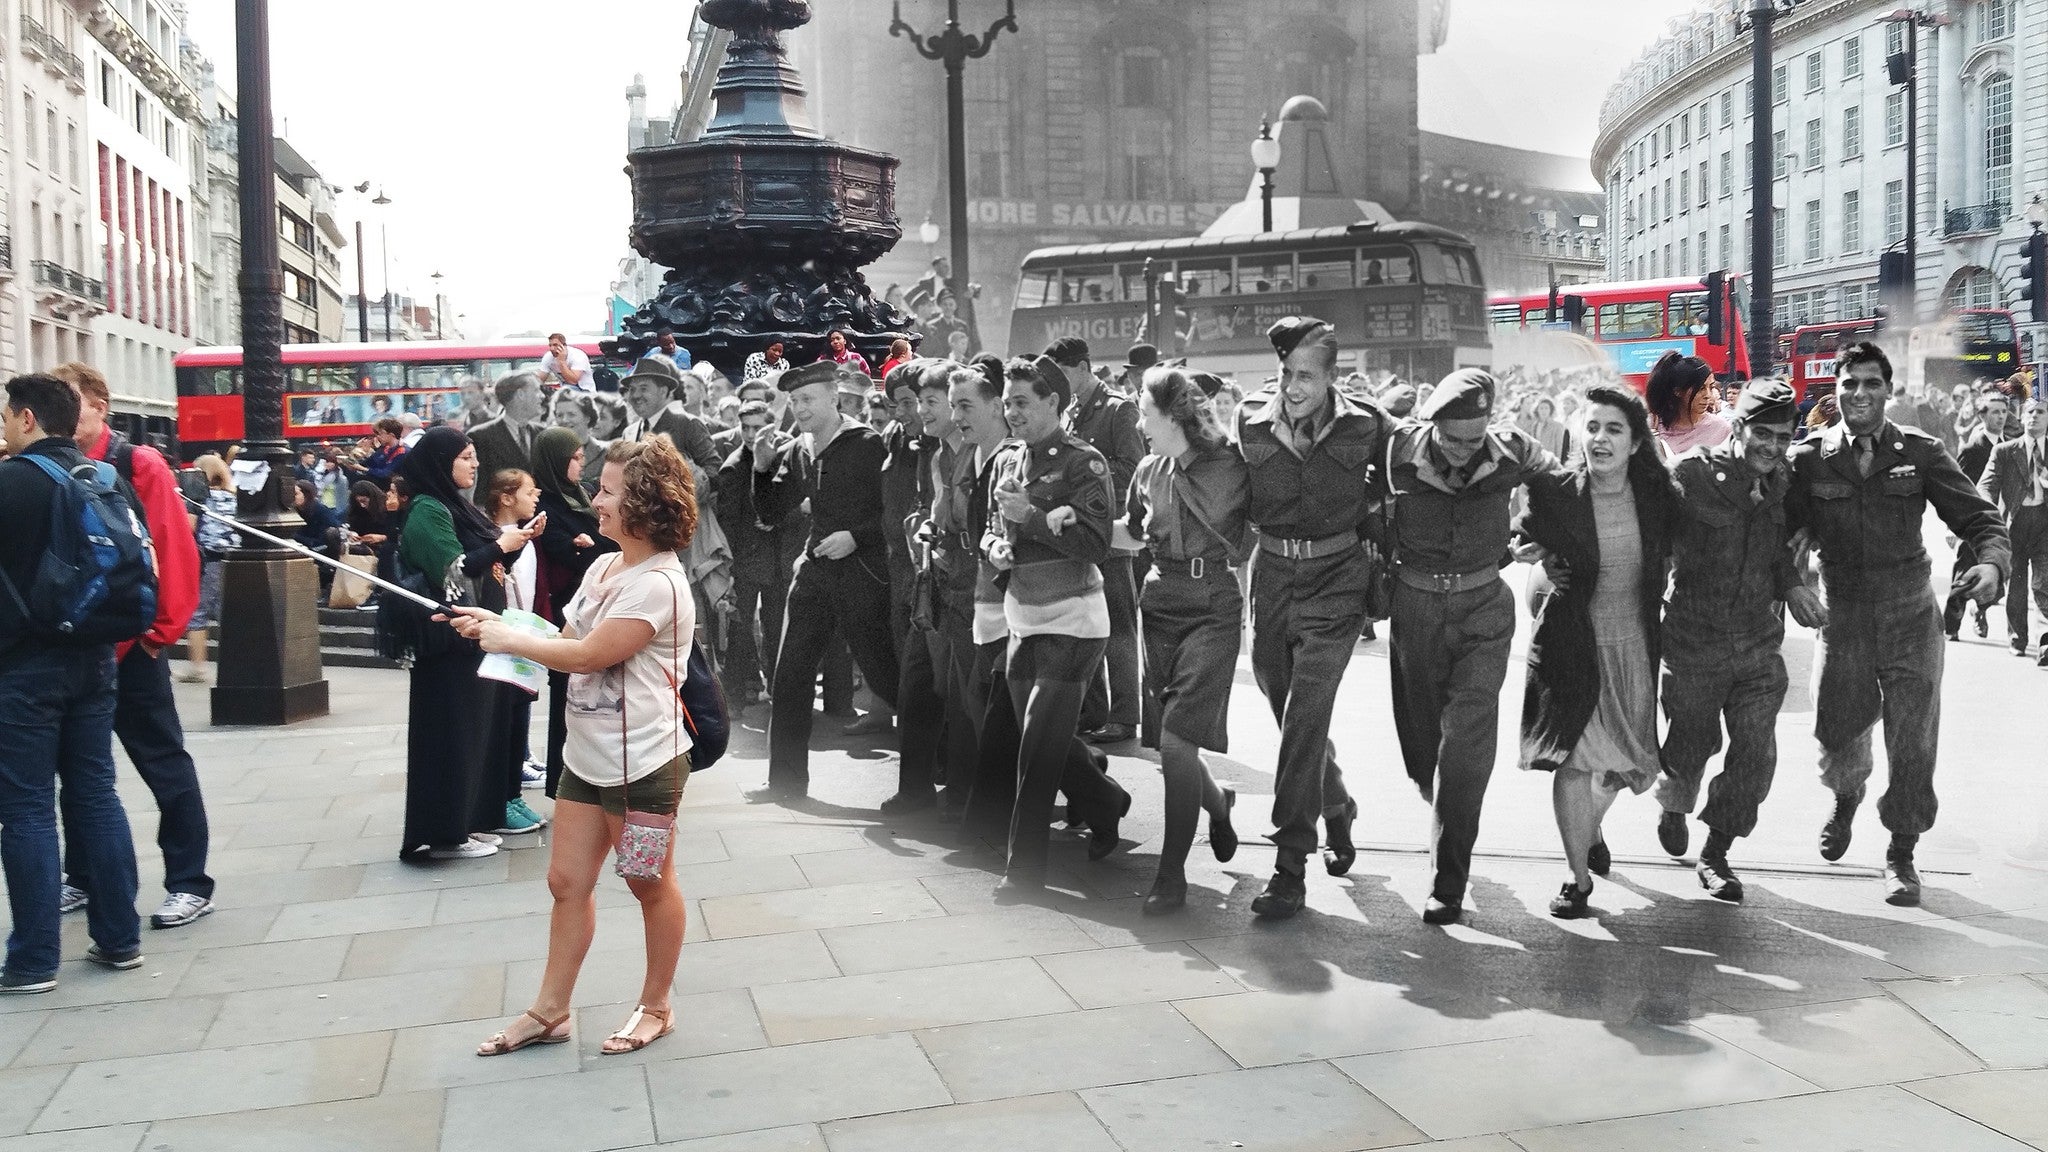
1267;316;1332;361
776;361;839;393
1188;371;1227;399
1417;369;1496;421
1733;379;1797;425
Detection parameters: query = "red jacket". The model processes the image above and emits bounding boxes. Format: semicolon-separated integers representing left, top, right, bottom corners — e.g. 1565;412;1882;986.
83;427;200;654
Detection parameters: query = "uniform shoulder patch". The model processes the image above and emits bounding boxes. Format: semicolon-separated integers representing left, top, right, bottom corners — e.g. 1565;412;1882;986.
1087;457;1108;477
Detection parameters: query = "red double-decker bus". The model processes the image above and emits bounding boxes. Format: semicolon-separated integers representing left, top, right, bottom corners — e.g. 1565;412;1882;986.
1489;274;1754;388
173;339;620;461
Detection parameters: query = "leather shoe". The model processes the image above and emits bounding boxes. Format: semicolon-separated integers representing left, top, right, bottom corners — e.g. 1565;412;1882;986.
1657;810;1689;858
1587;838;1611;877
1250;869;1306;920
842;711;894;736
1819;791;1860;862
1884;850;1922;906
2012;636;2030;657
1421;895;1462;925
1696;852;1745;902
1209;787;1239;863
1322;798;1359;877
879;790;936;816
1082;722;1135;745
1142;873;1187;916
1088;789;1133;861
2037;645;2048;670
1548;879;1593;919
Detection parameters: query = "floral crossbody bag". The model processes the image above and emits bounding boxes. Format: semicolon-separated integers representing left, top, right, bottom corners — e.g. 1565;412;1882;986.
613;567;688;881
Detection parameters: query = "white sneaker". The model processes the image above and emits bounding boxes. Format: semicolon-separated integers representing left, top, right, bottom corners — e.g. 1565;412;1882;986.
469;832;503;846
426;840;498;860
521;761;546;790
150;892;214;929
58;885;88;914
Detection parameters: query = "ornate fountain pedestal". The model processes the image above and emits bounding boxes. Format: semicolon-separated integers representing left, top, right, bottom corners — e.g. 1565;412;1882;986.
610;0;914;379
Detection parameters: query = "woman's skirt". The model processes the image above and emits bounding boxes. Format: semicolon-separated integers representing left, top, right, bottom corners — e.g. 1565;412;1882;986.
1139;567;1243;754
1560;629;1661;796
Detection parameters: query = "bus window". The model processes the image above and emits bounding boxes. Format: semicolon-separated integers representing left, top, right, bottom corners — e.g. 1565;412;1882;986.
176;366;239;396
1489;303;1524;330
1237;254;1294;294
1669;290;1710;336
1298;250;1356;290
1015;271;1057;309
1176;257;1232;298
1597;300;1664;339
288;364;356;392
408;363;472;392
1117;263;1155;301
1427;247;1482;286
1060;265;1115;304
1361;248;1416;285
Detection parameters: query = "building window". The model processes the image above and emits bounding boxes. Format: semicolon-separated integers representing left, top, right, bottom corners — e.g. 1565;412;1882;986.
45;109;58;178
1720;91;1733;127
1664;179;1674;220
1744;143;1753;188
1773;129;1788;179
1806;52;1823;92
1886;20;1905;58
66;123;78;186
1885;92;1905;147
1720;223;1733;268
1773;210;1786;268
1664;244;1674;277
1681;112;1691;146
1117;50;1165;109
133;94;146;136
1664;124;1674;157
1112;48;1175;201
1720;151;1732;196
1679;170;1690;214
965;61;1013;197
1698;161;1709;208
1984;72;2013;207
1842;190;1861;252
99;63;114;106
1843;105;1862;159
1805;199;1823;261
1805;119;1823;167
1885;179;1905;243
1843;33;1862;79
1980;0;2012;41
1772;63;1789;104
1680;236;1690;273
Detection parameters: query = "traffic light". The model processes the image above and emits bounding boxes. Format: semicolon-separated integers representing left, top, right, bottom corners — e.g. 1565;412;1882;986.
1703;271;1727;346
1878;251;1910;295
1561;294;1587;331
2020;232;2047;324
1547;285;1561;322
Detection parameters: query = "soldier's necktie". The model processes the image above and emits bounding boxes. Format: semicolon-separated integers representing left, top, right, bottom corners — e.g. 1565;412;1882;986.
1854;435;1875;479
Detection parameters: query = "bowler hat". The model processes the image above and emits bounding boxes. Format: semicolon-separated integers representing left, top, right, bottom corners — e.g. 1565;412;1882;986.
1124;343;1161;372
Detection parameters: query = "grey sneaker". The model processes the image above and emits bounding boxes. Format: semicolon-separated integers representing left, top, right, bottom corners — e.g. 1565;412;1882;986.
0;971;56;995
85;945;144;970
151;893;214;929
58;884;88;914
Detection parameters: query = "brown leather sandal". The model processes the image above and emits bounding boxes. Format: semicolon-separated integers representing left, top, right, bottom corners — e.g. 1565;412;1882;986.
476;1009;572;1057
600;1004;673;1054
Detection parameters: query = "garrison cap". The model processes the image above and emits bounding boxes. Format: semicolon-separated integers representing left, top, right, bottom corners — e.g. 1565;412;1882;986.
776;360;839;394
1029;354;1073;411
1417;368;1496;421
1188;371;1228;399
1267;316;1332;361
1733;379;1797;425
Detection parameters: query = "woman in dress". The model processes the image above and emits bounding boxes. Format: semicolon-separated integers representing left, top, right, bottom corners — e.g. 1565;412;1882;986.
1114;368;1243;913
531;427;619;797
1515;384;1679;918
1645;351;1731;456
458;437;699;1057
393;427;544;861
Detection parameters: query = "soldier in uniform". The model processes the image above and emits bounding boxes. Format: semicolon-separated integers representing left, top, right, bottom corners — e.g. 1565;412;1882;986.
1655;380;1828;901
1787;341;2008;906
752;361;901;799
983;356;1132;892
1385;369;1559;925
880;360;960;814
1236;317;1385;920
1044;337;1148;745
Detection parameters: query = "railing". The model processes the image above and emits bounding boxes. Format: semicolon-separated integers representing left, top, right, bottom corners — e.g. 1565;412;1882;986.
30;260;107;303
1944;201;2009;237
19;14;83;79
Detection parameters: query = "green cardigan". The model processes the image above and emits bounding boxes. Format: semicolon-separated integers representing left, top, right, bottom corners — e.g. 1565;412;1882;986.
397;495;462;580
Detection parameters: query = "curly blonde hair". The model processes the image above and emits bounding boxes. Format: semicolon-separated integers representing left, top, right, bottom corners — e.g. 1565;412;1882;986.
605;436;698;551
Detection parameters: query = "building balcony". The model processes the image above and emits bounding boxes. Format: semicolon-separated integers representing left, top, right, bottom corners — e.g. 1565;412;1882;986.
0;233;12;277
20;14;86;86
1944;201;2008;239
31;259;108;315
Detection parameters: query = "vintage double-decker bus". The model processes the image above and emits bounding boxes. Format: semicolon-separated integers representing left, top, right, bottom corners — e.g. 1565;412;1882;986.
1009;221;1492;382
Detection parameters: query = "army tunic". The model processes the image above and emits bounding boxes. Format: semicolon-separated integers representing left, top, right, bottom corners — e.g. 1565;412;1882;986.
1065;381;1148;731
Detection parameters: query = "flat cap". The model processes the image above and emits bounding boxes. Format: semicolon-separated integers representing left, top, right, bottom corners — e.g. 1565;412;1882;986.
776;360;839;393
1733;379;1797;424
1267;316;1332;361
1417;369;1496;421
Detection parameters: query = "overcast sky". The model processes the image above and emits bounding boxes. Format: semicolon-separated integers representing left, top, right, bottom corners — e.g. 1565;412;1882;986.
181;0;1702;339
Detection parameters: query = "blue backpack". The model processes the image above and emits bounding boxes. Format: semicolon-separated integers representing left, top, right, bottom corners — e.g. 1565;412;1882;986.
0;452;158;645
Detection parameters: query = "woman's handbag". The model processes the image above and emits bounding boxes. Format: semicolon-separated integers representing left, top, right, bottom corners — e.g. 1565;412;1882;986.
613;569;695;880
327;552;377;610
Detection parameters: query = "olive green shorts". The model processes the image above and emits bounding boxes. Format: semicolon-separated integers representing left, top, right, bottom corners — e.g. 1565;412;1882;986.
556;755;690;817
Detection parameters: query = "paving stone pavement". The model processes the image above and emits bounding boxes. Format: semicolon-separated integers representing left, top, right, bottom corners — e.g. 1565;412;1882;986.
1;592;2045;1151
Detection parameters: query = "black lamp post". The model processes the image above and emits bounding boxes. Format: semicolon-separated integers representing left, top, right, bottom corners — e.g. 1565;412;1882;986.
1251;117;1280;234
431;269;444;339
1882;6;1952;327
890;0;1019;355
214;0;327;725
1743;0;1781;378
372;187;393;340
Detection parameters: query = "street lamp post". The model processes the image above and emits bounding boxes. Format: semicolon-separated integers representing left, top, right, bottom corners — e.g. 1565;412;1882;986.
431;270;444;339
1745;0;1781;378
890;0;1019;355
215;0;327;725
1251;117;1280;234
372;187;393;340
1883;7;1952;327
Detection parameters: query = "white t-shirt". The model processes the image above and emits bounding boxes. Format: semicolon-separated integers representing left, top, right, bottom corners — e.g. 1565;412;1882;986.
504;541;536;613
560;551;696;788
540;347;594;390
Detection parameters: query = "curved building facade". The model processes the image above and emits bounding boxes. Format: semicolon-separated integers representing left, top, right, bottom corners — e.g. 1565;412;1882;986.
1594;0;2043;350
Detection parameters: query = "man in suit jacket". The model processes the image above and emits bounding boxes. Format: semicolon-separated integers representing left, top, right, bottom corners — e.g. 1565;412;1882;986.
1978;397;2048;660
1946;394;2007;639
618;355;722;483
466;372;546;501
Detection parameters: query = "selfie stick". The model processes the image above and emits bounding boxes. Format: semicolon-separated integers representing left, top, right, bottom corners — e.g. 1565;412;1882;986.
183;497;455;615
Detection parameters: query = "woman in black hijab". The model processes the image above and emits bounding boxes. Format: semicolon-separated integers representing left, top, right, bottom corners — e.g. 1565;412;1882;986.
393;427;545;860
530;426;618;797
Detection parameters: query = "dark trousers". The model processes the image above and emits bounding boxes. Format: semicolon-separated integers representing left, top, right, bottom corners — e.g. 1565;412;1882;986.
895;622;947;797
1081;556;1142;729
66;646;212;900
1248;550;1363;873
1005;634;1127;881
1658;631;1788;839
962;637;1021;835
1814;584;1945;837
1388;578;1515;903
0;647;139;978
769;553;900;793
2005;506;2048;644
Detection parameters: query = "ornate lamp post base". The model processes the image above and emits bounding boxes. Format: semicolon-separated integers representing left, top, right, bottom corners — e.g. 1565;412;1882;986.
211;554;329;725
